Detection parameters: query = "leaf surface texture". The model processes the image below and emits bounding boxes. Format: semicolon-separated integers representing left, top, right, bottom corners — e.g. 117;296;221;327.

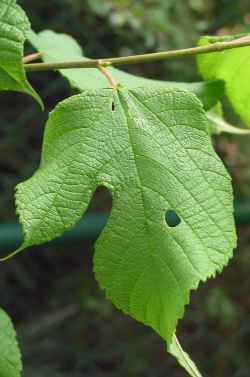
15;86;236;342
0;0;41;105
197;34;250;127
0;309;22;377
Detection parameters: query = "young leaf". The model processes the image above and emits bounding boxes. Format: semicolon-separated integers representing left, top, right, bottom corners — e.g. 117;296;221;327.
0;0;42;106
168;335;203;377
0;308;22;377
197;34;250;127
10;86;236;343
28;30;224;110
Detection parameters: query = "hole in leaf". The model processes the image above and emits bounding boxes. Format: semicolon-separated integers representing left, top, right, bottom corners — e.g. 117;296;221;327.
111;101;115;111
165;210;181;227
87;185;112;213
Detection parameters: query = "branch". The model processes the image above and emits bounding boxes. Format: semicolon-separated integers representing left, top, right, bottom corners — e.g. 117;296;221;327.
23;36;250;72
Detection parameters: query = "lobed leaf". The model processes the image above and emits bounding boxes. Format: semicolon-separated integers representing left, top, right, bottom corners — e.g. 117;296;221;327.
0;0;42;106
197;34;250;127
13;86;236;343
0;308;22;377
28;29;224;110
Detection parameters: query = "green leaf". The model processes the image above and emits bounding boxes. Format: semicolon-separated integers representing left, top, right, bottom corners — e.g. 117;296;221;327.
0;308;22;377
28;29;224;110
168;335;203;377
9;86;236;344
197;34;250;127
0;0;42;107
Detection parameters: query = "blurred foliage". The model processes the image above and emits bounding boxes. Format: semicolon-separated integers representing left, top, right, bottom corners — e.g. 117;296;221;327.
1;0;250;376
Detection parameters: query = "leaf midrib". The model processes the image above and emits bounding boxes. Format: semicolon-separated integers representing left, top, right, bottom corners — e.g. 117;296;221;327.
117;89;185;314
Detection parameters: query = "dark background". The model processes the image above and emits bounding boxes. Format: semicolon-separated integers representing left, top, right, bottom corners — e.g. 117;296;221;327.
1;1;250;376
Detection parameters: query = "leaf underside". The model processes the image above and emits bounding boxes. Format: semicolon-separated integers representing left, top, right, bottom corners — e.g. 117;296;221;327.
0;0;41;106
15;86;236;343
0;309;22;377
197;33;250;127
28;29;224;110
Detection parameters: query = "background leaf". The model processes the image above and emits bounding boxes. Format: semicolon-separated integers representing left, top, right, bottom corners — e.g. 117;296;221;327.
28;29;224;110
0;308;22;377
12;86;236;344
197;34;250;127
0;0;42;106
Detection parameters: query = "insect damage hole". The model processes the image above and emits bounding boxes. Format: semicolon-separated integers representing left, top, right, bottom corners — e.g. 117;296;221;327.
165;210;181;227
111;101;115;111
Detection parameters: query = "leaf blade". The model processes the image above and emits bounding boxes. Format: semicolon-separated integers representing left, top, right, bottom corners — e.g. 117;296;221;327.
197;34;250;127
13;86;236;343
0;309;22;377
0;0;42;106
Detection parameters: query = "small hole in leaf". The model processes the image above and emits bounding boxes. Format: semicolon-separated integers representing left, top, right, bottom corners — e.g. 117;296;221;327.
111;101;115;111
165;210;181;227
